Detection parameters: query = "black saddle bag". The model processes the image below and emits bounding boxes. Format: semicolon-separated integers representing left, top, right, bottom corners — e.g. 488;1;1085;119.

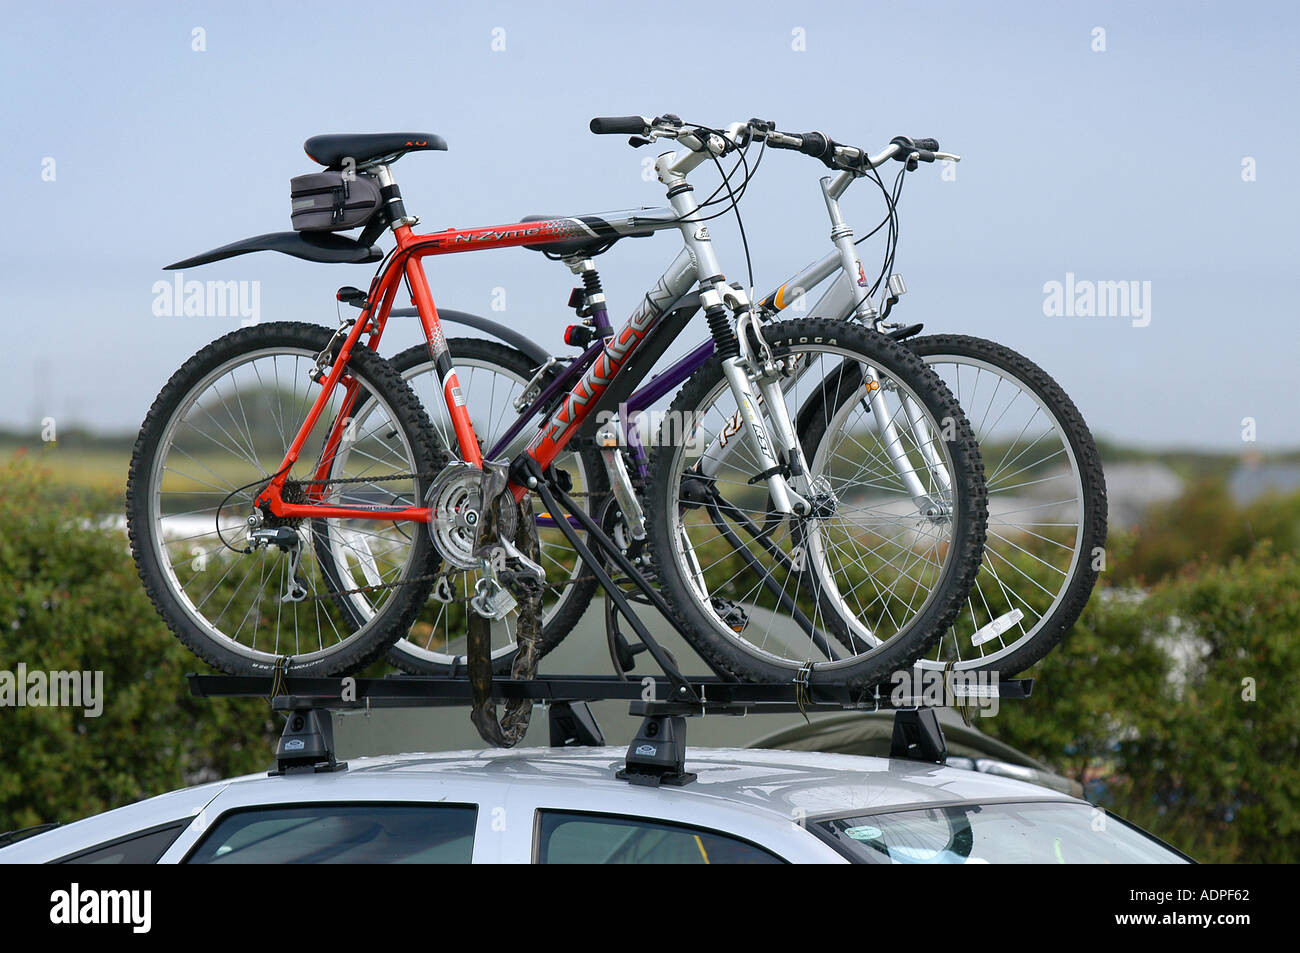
289;172;382;231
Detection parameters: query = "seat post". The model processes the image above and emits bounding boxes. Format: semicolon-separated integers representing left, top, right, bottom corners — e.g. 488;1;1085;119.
373;164;417;229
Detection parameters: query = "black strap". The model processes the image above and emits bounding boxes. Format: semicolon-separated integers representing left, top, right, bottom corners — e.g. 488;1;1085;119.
746;464;790;485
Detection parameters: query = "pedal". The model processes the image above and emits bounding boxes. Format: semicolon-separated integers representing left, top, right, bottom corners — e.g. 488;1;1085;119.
496;535;545;588
513;357;561;412
711;597;749;634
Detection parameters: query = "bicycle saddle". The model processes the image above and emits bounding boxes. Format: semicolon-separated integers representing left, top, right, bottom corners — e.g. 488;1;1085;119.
304;132;447;168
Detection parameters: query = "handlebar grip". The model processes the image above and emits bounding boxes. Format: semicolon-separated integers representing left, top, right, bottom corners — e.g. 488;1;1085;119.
590;116;649;135
913;137;940;151
795;131;835;161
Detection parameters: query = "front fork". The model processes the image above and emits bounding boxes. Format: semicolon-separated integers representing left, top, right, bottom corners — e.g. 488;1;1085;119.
719;355;811;515
717;301;812;516
865;374;952;511
693;329;953;518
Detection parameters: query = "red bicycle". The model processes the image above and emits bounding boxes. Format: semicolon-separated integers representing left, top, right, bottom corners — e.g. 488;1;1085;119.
127;118;987;688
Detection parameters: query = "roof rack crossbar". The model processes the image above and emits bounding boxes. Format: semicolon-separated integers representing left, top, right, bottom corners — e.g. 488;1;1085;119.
188;672;1032;784
189;672;1032;711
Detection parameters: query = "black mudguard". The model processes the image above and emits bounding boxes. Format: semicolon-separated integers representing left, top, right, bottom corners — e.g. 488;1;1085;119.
165;231;383;270
386;307;552;366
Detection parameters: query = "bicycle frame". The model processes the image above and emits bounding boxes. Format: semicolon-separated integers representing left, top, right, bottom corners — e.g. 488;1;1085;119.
492;167;949;507
257;143;933;528
581;166;948;504
255;141;748;525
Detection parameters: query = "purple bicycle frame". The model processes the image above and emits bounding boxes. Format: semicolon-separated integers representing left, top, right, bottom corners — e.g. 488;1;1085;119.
484;302;715;526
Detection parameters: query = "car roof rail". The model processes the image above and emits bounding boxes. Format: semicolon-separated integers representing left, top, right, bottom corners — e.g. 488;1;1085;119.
187;672;1033;785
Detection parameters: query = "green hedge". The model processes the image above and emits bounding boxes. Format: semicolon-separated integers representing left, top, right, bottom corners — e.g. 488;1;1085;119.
985;546;1300;863
0;458;275;833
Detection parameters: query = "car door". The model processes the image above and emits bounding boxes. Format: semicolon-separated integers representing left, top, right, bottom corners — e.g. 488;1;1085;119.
156;776;500;863
496;785;843;863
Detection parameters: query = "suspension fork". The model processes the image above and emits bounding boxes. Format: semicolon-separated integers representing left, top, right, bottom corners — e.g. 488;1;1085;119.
729;355;815;513
698;304;813;513
696;348;809;481
700;296;808;515
862;366;947;505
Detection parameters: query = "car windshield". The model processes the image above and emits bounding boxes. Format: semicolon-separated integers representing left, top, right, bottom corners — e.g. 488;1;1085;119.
815;800;1189;864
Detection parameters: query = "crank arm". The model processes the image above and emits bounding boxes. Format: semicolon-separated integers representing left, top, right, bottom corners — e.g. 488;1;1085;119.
595;425;647;541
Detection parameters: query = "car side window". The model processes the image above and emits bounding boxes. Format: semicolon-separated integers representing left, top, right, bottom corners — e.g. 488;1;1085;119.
57;822;189;864
536;810;785;864
185;803;477;864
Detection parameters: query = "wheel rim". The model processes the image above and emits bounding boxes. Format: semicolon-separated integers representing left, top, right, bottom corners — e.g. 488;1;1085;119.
666;343;961;672
145;346;423;664
912;354;1086;670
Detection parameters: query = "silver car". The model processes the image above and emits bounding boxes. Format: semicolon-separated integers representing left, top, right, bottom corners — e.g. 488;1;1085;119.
0;747;1188;864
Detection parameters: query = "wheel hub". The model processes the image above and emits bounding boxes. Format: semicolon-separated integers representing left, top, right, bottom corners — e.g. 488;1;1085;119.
262;479;307;528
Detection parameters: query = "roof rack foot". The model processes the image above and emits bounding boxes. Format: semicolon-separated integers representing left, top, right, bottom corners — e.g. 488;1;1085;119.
890;708;947;764
549;700;605;747
616;713;697;787
269;702;348;776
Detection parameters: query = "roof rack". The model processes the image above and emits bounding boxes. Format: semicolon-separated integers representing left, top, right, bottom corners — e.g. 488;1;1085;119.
188;671;1033;787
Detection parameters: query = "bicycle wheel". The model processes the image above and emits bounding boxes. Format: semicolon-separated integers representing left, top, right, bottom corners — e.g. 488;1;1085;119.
645;317;987;688
320;338;607;674
898;335;1107;674
126;322;439;675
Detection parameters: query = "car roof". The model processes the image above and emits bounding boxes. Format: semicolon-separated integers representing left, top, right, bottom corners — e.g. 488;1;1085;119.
228;745;1082;819
1;746;1081;861
749;711;1060;773
0;777;231;862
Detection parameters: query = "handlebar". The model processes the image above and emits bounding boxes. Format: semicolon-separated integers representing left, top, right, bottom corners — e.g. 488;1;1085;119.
759;126;957;173
588;115;957;176
589;114;751;163
590;115;651;136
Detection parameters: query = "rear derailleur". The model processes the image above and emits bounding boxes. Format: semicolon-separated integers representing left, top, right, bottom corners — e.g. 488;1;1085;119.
246;522;309;603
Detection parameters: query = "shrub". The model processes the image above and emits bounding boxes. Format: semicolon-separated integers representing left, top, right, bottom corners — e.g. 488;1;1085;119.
985;547;1300;863
0;457;276;833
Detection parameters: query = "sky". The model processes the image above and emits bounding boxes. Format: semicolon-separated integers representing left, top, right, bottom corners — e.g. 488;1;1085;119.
1;0;1296;451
